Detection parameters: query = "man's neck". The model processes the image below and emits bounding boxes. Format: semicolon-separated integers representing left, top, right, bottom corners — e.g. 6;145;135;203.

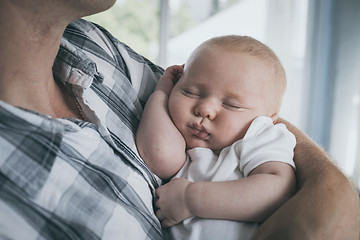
0;2;81;119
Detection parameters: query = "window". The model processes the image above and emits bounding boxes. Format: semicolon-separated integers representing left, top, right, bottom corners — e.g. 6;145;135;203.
85;0;360;189
85;0;160;62
322;0;360;188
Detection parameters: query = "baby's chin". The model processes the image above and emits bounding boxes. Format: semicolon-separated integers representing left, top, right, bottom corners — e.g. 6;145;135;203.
186;143;222;155
186;142;207;150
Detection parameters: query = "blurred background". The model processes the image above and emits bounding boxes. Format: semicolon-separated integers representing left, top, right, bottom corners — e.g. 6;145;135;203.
85;0;360;189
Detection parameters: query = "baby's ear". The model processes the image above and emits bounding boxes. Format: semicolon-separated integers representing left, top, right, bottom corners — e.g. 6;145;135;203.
270;113;278;124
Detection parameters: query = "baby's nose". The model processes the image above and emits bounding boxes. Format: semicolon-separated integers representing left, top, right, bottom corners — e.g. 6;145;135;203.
195;99;219;120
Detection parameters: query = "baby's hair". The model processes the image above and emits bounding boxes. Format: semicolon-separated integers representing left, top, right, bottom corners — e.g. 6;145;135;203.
202;35;279;60
195;35;287;113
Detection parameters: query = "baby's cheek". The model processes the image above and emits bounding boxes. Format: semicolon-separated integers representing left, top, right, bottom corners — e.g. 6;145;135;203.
225;121;250;142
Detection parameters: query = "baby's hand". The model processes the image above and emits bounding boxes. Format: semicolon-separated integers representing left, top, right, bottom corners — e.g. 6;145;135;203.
155;178;193;228
155;65;184;95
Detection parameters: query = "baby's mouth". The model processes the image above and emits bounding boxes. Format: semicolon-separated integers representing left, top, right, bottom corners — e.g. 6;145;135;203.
189;123;210;140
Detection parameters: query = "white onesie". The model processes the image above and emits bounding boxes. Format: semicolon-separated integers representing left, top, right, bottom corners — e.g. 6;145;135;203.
165;116;296;240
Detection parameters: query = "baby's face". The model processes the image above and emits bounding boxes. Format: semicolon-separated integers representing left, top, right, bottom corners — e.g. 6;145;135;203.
168;46;277;153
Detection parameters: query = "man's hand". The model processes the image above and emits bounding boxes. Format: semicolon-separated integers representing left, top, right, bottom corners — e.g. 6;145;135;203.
155;178;193;228
253;118;360;239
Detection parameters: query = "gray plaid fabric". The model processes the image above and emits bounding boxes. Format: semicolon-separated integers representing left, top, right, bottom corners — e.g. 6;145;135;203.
0;19;164;239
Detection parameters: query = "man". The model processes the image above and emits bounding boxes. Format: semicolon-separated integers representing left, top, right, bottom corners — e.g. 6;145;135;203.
0;0;359;239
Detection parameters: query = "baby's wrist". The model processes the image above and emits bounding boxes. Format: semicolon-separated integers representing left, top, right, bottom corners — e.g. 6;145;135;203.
152;88;171;99
184;181;202;218
155;83;173;95
155;76;176;94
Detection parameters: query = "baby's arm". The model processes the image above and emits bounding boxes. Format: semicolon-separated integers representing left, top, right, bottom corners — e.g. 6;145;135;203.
136;65;187;180
155;119;296;227
156;161;295;227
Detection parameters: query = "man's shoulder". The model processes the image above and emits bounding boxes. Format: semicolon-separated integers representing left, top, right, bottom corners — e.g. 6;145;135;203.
63;19;111;47
66;18;98;34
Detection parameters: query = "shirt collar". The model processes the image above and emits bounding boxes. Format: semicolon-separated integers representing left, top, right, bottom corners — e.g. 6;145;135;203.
53;37;102;89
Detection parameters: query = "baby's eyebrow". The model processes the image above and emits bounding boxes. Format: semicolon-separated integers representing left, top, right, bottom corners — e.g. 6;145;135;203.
224;91;243;101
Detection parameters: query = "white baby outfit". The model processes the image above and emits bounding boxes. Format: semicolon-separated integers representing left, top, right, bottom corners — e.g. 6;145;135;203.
166;116;296;240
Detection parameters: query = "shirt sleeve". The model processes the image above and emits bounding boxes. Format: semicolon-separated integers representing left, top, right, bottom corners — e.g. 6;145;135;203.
238;116;296;177
84;20;164;107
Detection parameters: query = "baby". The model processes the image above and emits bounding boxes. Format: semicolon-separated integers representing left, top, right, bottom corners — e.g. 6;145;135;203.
136;35;296;240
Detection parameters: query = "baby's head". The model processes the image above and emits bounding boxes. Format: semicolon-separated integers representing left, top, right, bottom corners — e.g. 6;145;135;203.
188;35;287;114
168;35;287;153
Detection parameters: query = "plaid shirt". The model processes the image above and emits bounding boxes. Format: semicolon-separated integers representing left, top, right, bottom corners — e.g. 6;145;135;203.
0;19;164;240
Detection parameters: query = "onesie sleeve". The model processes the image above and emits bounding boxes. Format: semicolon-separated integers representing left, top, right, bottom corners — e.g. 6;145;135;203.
238;116;296;177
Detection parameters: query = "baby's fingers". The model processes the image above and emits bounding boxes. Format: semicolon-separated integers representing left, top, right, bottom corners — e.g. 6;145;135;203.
166;65;184;84
155;65;184;94
156;208;164;221
156;207;178;228
161;218;177;228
